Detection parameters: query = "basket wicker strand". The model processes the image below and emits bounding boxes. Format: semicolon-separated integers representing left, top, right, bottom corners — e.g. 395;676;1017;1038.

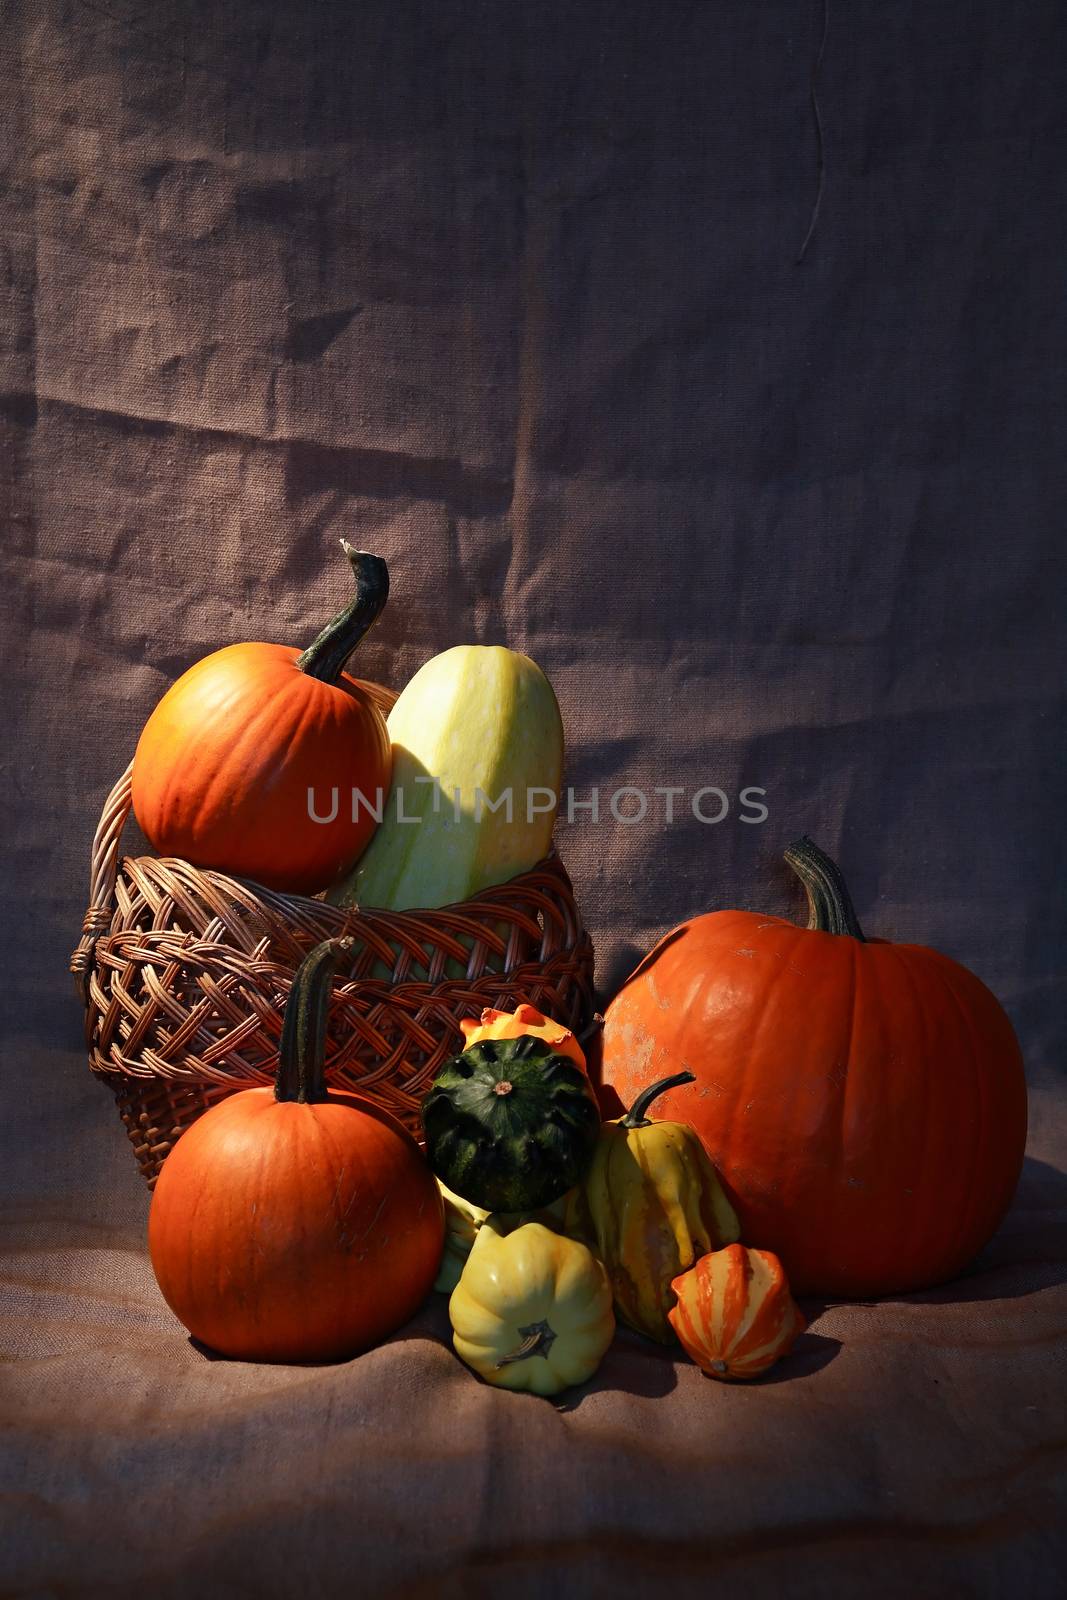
73;700;595;1186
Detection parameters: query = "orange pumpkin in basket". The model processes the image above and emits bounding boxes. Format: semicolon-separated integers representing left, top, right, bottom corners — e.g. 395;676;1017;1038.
600;837;1027;1297
148;938;444;1363
132;542;392;894
669;1244;805;1379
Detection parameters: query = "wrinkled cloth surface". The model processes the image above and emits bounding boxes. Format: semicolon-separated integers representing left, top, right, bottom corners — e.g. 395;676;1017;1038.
1;1;1065;1595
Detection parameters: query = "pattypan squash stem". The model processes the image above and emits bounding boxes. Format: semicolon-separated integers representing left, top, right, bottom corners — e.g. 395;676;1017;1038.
621;1070;697;1129
783;836;867;941
495;1319;557;1367
296;542;389;684
275;937;354;1104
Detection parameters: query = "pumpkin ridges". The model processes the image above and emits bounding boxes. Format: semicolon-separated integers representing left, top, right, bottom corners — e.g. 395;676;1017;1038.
719;922;845;1252
852;944;979;1290
193;1095;440;1358
602;844;1027;1297
833;932;859;1207
148;947;445;1363
314;1106;368;1260
821;941;971;1288
133;545;393;895
192;651;303;827
134;644;392;892
735;921;844;1216
876;938;940;1285
933;952;1025;1272
843;942;954;1289
937;959;989;1275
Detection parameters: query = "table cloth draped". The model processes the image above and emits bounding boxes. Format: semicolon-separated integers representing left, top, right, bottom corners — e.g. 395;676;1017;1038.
2;2;1064;1593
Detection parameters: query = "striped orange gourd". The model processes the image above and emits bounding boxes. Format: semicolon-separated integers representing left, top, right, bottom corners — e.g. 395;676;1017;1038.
668;1243;805;1380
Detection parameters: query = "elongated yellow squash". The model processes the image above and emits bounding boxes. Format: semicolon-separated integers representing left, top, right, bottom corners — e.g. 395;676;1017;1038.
328;645;563;910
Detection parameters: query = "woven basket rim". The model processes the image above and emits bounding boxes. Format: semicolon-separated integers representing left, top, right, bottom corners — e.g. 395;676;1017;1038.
113;841;571;919
70;720;581;998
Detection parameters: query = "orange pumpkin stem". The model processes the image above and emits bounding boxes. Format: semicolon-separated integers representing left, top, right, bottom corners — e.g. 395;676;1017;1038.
621;1069;696;1129
275;937;355;1104
295;542;390;684
783;836;866;941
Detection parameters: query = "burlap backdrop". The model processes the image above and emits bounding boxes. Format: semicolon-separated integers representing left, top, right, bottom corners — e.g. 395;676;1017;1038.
2;2;1064;1595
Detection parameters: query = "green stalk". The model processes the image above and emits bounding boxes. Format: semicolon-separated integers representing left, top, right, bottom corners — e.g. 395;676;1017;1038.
275;937;354;1103
296;541;389;684
783;836;866;940
621;1070;696;1129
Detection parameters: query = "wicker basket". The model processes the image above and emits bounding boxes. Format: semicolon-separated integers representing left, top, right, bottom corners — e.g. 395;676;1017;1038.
71;689;595;1186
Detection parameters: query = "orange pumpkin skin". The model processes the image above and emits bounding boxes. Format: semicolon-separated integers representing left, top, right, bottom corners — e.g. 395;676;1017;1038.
132;545;392;895
148;937;445;1363
460;1003;588;1075
149;1088;444;1363
133;645;390;894
600;841;1028;1298
669;1244;805;1379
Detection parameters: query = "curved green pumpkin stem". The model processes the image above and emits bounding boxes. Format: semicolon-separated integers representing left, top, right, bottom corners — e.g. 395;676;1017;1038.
621;1070;696;1129
783;836;866;941
275;937;355;1103
296;541;390;684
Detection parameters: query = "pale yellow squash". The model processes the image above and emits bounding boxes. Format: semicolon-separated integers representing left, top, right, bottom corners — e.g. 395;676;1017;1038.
328;645;564;911
433;1178;571;1295
450;1220;614;1396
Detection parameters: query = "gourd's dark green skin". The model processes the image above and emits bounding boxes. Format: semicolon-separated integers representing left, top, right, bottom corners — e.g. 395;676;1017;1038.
421;1036;601;1212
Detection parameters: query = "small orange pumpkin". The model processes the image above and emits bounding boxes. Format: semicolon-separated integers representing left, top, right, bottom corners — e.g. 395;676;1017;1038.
460;1003;588;1075
132;543;392;894
148;938;444;1363
669;1244;806;1380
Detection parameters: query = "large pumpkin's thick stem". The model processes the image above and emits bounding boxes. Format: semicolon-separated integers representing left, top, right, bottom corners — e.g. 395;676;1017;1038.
296;542;390;684
783;836;866;941
621;1070;696;1129
275;937;355;1103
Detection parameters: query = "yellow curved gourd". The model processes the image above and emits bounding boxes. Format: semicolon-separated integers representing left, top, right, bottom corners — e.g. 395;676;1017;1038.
449;1220;614;1396
434;1181;491;1295
328;645;564;911
566;1070;740;1343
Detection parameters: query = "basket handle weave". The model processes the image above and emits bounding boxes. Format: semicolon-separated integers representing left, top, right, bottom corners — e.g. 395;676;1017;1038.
70;761;135;1000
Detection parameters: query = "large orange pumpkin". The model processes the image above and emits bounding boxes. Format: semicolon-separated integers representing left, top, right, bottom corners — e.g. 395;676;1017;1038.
132;543;392;894
600;838;1027;1297
148;938;444;1362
